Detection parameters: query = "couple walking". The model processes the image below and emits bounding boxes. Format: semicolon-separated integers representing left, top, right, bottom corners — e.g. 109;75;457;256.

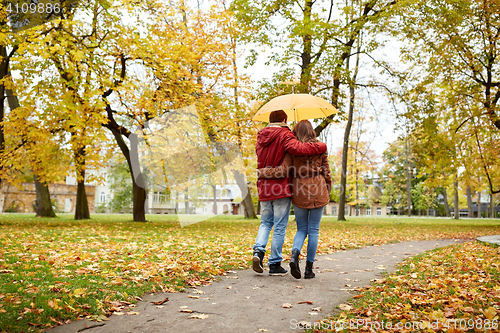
252;110;331;279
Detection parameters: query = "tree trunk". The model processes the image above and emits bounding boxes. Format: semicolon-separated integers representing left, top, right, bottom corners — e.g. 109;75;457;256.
242;194;254;218
75;180;90;220
74;146;90;220
212;185;217;214
1;44;19;189
233;170;257;218
355;167;359;216
453;178;459;219
109;130;147;222
0;45;7;189
299;0;313;93
34;176;56;217
405;135;412;217
477;192;481;218
175;191;179;214
338;38;361;221
184;188;189;214
338;100;353;221
491;193;494;218
1;183;10;212
443;186;450;217
466;186;473;218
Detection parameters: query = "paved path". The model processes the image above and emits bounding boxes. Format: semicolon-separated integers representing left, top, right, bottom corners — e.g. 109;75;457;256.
477;235;500;245
49;239;465;333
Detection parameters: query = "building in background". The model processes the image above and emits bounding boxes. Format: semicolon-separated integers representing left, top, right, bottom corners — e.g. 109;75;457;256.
0;182;95;213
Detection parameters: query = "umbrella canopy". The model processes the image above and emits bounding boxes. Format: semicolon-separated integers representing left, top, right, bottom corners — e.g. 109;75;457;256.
252;93;338;122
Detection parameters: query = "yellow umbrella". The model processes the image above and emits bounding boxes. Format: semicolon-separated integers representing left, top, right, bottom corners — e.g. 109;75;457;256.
252;93;338;122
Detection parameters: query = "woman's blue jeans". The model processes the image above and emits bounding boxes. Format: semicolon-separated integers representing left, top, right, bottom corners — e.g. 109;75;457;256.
293;205;324;262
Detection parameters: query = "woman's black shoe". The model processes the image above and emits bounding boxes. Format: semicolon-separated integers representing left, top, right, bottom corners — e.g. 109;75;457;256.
289;249;301;279
304;261;315;279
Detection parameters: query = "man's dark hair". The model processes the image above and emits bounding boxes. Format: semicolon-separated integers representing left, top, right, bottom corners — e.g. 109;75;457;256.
269;110;288;123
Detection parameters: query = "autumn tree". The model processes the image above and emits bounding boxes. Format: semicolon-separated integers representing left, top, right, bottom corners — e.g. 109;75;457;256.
396;0;500;197
0;5;62;217
399;0;500;129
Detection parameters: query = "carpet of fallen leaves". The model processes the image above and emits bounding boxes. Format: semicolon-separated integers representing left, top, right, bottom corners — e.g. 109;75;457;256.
314;241;500;333
0;214;499;332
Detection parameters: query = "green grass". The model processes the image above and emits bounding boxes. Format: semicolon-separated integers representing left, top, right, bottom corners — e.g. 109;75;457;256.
0;213;499;332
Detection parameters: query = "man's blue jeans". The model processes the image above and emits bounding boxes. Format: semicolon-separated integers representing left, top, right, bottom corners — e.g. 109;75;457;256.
292;205;324;263
253;197;292;265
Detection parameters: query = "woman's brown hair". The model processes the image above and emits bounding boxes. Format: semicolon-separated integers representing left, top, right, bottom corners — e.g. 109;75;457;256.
293;120;317;143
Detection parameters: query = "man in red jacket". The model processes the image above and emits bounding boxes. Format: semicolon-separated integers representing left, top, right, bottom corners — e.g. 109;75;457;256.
252;110;327;275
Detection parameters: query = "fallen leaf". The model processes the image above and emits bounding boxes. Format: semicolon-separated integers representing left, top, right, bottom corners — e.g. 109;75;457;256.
156;306;164;309
484;307;497;320
444;309;454;318
151;297;169;305
73;288;86;296
282;303;293;308
189;313;209;319
179;309;193;313
127;311;140;315
109;277;124;286
298;301;313;304
308;312;319;315
312;307;322;312
193;289;205;294
114;312;124;316
259;329;267;332
188;295;199;299
338;304;352;311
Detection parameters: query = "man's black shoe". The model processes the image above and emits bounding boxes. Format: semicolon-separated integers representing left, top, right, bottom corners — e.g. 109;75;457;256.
269;262;288;275
252;251;264;273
